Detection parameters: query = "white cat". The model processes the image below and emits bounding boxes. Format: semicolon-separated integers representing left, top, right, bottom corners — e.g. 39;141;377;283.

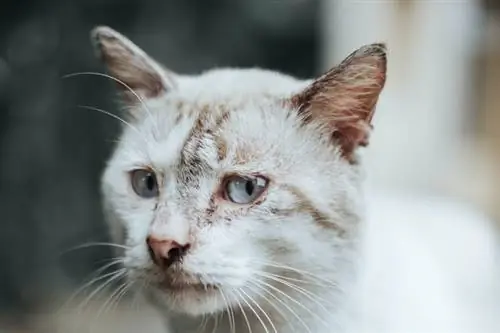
92;26;499;333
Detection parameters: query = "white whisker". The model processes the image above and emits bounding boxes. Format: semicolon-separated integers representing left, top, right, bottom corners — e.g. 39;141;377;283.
77;268;126;313
264;271;329;287
230;289;252;333
196;314;208;333
245;282;289;324
219;289;236;333
94;280;129;321
253;260;338;287
60;259;124;311
62;242;130;255
240;287;277;333
256;271;332;314
248;279;311;333
112;279;133;312
76;105;151;146
62;71;160;135
211;311;221;333
255;278;329;327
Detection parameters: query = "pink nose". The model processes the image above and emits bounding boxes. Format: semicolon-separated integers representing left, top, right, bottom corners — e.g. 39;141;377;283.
146;236;190;268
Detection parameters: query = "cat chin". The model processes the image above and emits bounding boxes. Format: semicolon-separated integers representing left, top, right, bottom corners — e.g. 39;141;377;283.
143;284;230;316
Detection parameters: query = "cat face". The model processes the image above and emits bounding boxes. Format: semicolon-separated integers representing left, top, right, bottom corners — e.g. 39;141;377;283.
94;27;386;316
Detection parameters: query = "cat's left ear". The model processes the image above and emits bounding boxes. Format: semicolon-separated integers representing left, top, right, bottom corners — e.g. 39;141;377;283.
91;26;177;101
289;43;387;162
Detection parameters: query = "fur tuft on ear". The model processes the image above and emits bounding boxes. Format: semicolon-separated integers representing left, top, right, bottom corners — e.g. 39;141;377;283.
290;43;387;162
90;26;176;101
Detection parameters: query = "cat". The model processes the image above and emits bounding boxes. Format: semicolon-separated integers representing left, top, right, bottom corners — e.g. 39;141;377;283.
91;26;500;333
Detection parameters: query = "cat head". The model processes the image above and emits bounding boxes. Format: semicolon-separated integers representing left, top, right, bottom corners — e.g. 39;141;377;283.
93;26;386;316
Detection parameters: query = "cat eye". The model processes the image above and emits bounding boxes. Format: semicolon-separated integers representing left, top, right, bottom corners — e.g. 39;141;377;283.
223;175;268;204
130;169;159;198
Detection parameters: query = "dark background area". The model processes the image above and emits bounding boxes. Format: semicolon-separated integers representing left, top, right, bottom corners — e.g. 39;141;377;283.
0;0;319;323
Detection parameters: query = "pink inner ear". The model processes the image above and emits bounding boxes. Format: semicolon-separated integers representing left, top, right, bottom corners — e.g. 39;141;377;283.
289;44;386;163
331;118;373;161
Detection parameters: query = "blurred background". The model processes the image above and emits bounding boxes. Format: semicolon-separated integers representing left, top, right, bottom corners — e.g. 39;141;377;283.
0;0;499;332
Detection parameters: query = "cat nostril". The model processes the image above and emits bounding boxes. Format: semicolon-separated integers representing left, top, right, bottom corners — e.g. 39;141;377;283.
146;236;190;268
167;247;181;262
162;243;190;267
167;243;190;263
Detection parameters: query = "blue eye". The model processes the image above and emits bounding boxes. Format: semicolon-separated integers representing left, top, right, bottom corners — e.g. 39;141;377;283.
224;175;268;204
130;169;159;198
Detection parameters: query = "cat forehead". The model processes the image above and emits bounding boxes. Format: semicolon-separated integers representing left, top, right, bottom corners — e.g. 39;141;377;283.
175;68;309;102
122;72;316;172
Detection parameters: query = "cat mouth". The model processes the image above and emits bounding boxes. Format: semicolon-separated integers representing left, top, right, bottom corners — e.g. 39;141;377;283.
157;278;219;293
162;282;218;292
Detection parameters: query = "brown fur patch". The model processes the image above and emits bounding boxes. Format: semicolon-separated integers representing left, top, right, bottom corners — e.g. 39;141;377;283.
178;103;232;181
204;105;230;162
215;136;228;161
281;185;344;234
234;148;253;165
205;196;216;218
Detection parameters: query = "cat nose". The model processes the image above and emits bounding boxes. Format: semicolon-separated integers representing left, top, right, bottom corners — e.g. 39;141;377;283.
146;236;190;268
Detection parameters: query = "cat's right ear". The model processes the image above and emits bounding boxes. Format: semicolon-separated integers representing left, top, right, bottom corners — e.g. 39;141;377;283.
90;26;177;102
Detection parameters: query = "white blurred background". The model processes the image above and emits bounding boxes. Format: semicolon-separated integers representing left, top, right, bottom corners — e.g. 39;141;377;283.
323;0;486;200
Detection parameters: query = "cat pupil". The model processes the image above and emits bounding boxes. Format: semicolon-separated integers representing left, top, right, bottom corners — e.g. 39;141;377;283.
224;175;268;204
245;180;254;196
146;174;155;190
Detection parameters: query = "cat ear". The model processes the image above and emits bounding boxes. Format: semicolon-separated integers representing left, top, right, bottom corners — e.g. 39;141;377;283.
290;43;387;162
90;26;177;101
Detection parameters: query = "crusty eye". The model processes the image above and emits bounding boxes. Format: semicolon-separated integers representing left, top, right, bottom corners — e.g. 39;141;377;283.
130;169;159;198
223;175;268;204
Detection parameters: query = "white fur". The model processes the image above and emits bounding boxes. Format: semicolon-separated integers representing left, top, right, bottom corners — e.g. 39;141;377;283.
96;29;500;333
102;67;359;333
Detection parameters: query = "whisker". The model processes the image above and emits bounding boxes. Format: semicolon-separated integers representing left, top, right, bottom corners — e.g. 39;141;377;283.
76;268;126;313
59;260;124;311
130;280;144;312
76;105;149;144
240;288;276;333
257;278;328;326
229;300;236;333
248;280;312;333
253;260;338;287
219;289;235;333
256;271;333;314
95;279;130;320
236;288;268;333
61;242;130;256
256;278;329;328
230;289;252;333
112;280;133;312
244;282;289;324
211;311;220;333
72;104;159;173
264;271;329;287
196;314;208;333
62;71;160;135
